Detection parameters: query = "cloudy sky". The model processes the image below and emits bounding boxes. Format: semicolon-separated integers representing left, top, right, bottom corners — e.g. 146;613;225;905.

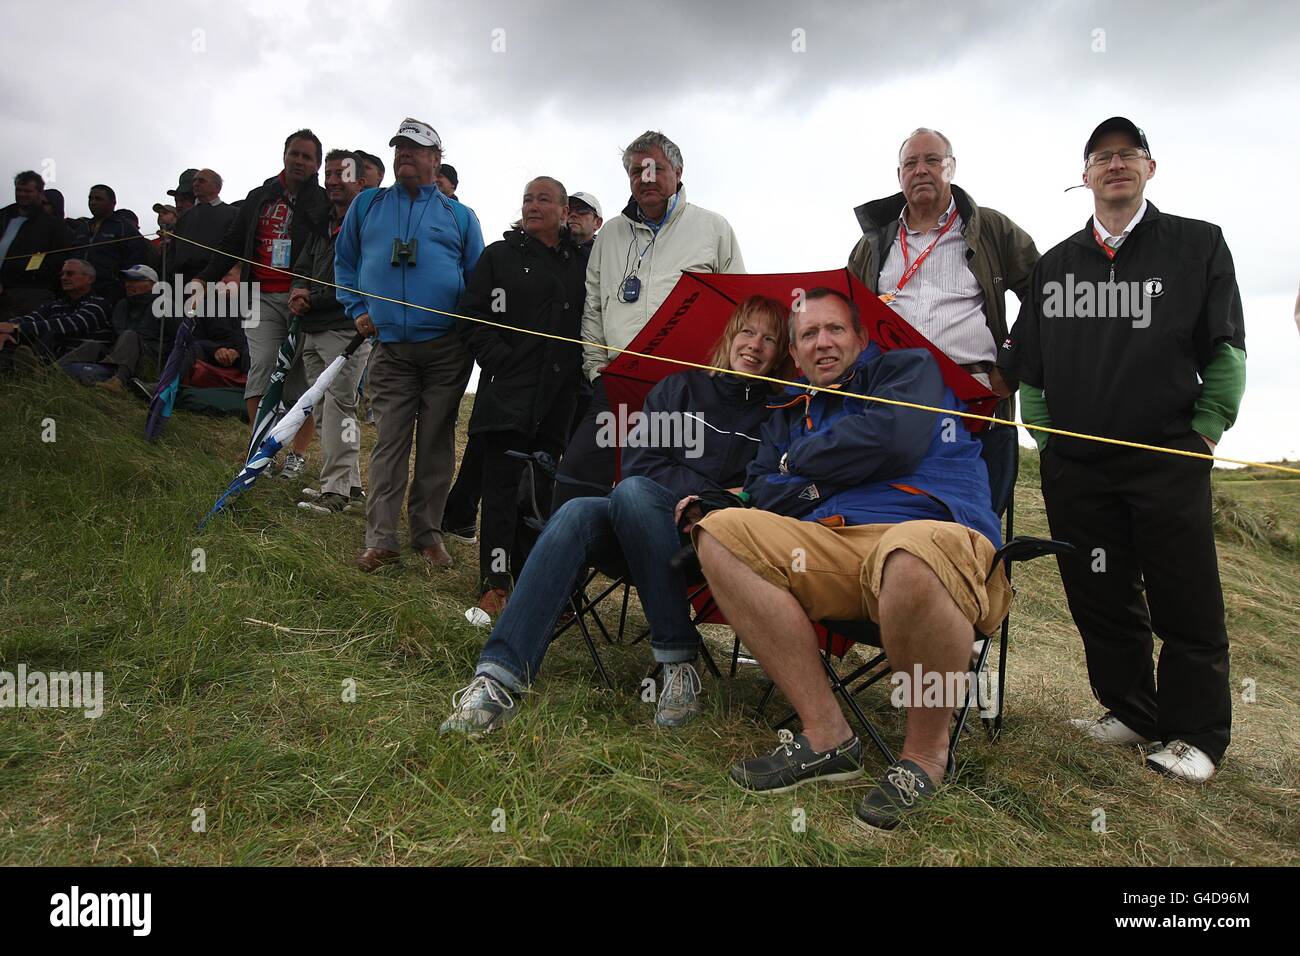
6;0;1298;463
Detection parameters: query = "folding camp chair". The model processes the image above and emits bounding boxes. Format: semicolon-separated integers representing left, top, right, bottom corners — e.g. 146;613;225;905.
502;447;645;688
549;530;730;689
755;427;1075;765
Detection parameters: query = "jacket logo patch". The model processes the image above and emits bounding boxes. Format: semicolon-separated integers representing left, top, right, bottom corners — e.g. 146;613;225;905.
799;484;820;501
1143;277;1164;297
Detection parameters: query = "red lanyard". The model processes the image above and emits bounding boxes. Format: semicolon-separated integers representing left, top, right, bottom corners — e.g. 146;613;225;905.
881;210;961;303
1091;224;1118;260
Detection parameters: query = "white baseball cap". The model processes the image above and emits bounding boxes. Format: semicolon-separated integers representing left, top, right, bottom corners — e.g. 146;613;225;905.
389;118;442;149
569;191;602;218
121;264;159;282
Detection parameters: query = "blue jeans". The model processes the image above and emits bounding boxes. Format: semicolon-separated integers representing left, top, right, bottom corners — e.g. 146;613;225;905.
476;475;701;691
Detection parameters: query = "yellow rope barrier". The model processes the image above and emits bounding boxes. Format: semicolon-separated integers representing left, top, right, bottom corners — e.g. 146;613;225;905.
0;230;160;262
163;230;1300;477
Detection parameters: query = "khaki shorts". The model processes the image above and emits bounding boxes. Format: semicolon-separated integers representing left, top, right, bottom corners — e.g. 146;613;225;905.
694;510;1011;637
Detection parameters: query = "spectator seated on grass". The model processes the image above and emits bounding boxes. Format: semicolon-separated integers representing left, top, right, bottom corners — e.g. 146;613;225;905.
689;287;1008;831
58;264;174;390
439;295;789;736
0;258;111;372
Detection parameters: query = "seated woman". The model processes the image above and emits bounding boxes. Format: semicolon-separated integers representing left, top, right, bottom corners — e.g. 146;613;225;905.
440;295;789;735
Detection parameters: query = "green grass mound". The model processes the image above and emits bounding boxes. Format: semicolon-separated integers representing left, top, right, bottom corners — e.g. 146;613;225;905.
2;370;1297;865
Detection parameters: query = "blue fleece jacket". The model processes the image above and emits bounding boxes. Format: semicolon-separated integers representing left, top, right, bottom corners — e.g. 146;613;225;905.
745;344;1002;547
334;184;484;343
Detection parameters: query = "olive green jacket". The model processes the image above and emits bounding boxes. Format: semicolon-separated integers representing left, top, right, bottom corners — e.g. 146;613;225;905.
847;183;1039;389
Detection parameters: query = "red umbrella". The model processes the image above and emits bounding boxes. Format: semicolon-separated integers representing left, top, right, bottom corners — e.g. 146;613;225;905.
602;268;995;430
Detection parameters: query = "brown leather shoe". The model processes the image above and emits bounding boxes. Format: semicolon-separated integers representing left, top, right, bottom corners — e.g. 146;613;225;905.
478;588;510;616
355;548;400;573
415;539;454;569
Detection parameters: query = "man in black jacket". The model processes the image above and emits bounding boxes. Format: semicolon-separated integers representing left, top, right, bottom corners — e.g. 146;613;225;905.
0;171;74;321
194;129;329;438
1000;117;1246;783
456;176;588;614
71;185;151;305
170;169;238;284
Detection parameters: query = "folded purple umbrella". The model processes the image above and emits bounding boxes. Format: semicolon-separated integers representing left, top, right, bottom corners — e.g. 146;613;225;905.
144;315;196;441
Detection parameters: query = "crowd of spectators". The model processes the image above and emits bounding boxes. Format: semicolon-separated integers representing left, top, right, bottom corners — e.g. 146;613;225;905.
0;115;1246;823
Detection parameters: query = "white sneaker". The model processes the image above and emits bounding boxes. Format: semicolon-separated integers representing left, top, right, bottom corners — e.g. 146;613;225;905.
1146;740;1216;782
1068;713;1158;746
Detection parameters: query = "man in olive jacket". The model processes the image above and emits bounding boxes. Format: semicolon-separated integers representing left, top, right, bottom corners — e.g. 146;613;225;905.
847;128;1038;512
289;149;372;514
456;176;588;614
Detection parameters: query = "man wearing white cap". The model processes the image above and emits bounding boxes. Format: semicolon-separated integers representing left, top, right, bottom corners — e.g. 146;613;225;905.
566;191;603;252
335;117;485;572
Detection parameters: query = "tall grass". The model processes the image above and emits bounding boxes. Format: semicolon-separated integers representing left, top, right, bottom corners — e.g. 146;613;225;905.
1;370;1297;865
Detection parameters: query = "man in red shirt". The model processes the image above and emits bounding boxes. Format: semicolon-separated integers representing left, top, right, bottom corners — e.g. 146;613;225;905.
195;130;330;467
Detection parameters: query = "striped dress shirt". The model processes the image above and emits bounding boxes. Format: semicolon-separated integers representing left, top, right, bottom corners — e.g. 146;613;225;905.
877;196;995;372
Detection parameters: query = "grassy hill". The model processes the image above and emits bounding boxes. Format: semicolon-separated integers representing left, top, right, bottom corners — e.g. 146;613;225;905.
1;370;1297;865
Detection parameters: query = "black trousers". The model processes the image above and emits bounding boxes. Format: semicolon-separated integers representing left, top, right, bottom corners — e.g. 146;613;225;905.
551;375;616;514
444;432;486;529
479;429;563;594
1040;434;1231;763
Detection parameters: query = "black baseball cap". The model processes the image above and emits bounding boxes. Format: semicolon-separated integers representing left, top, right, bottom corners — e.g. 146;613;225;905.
1084;117;1151;159
167;168;198;198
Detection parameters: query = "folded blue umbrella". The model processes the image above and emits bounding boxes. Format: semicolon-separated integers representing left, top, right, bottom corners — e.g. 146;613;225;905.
200;333;366;529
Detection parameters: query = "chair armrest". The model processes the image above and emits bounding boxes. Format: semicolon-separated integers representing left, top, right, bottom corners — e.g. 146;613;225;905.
991;536;1076;570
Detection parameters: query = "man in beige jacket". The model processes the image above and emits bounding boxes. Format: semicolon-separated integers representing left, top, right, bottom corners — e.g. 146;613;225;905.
553;130;744;512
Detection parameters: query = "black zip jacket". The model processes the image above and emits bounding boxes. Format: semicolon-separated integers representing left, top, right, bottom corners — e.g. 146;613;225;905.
623;369;773;500
71;211;151;299
1000;202;1245;460
197;174;329;283
457;229;588;443
170;200;240;282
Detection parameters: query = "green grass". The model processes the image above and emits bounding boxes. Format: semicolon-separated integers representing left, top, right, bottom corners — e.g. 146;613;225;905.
1;370;1297;865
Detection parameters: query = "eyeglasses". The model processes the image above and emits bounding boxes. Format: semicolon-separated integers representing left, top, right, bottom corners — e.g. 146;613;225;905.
900;155;950;172
1086;147;1148;168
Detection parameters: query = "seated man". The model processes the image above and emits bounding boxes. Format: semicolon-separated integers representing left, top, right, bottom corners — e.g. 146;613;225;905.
0;258;111;367
58;264;175;389
691;288;1008;831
